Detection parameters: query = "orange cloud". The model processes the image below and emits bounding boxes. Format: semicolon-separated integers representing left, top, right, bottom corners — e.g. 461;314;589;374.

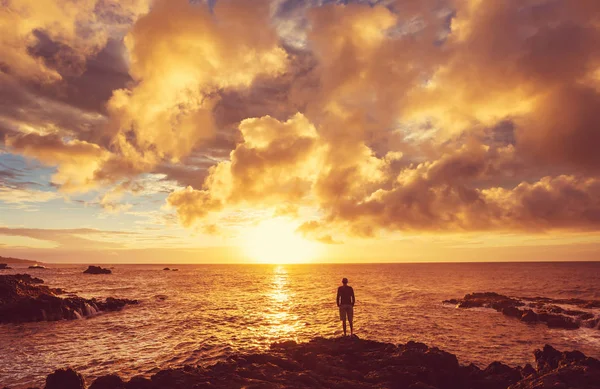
105;0;288;170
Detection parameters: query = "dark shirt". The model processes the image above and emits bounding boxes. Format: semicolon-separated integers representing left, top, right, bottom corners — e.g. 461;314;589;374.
337;285;355;306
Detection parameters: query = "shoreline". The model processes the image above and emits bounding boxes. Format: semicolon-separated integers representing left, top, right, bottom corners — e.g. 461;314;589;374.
2;336;599;389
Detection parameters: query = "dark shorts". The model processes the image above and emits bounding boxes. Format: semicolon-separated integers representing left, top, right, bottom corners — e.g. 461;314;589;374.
339;304;354;321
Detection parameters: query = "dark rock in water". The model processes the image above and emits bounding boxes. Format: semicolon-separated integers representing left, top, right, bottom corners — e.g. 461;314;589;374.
442;298;459;305
538;313;579;329
95;297;139;312
0;264;12;270
163;267;170;271
90;374;125;389
509;345;600;389
28;265;46;269
502;306;523;318
520;309;538;323
171;269;178;271
447;292;596;330
45;368;85;389
83;266;111;275
0;274;138;323
33;338;600;389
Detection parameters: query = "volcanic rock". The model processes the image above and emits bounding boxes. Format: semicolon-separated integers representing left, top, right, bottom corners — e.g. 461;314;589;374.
95;297;139;311
83;266;112;275
90;374;125;389
446;292;598;330
509;345;600;389
10;338;600;389
0;274;138;323
45;368;85;389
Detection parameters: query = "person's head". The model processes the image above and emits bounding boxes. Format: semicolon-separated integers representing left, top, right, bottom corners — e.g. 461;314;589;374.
342;277;348;285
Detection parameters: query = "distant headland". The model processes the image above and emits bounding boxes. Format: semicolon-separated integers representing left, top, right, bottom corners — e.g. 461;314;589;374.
0;255;43;265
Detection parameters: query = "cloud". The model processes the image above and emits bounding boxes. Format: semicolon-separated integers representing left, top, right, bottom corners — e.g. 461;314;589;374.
165;1;600;236
3;0;600;240
103;0;288;174
0;0;149;82
0;186;61;204
5;132;110;192
0;227;137;249
167;113;325;226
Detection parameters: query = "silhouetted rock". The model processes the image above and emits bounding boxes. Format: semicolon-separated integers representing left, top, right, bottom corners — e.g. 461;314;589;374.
14;338;600;389
28;265;46;269
95;297;139;312
0;274;138;323
89;374;124;389
0;264;11;270
520;309;538;323
447;292;598;330
163;267;170;271
83;266;111;275
509;345;600;389
45;368;85;389
171;269;178;271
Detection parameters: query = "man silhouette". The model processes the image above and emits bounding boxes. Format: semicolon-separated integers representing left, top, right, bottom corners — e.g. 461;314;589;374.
336;277;355;336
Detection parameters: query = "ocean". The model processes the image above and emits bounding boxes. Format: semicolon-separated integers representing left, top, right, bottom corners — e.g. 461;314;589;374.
1;262;599;388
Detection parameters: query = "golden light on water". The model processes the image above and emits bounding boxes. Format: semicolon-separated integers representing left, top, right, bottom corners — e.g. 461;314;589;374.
242;219;320;264
265;266;299;339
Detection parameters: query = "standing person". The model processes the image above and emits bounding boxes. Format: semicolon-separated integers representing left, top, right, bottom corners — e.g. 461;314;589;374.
336;277;355;337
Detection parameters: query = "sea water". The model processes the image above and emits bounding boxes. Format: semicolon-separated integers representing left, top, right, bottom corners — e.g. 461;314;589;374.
1;262;599;388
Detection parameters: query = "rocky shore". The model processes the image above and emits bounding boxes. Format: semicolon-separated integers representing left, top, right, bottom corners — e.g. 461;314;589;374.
444;292;600;330
0;274;138;323
2;337;599;389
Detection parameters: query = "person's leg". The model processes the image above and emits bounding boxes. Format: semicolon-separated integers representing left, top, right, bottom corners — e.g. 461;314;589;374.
342;319;347;336
348;306;354;336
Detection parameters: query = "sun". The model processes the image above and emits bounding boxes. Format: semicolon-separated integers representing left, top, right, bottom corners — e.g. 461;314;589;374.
242;219;320;264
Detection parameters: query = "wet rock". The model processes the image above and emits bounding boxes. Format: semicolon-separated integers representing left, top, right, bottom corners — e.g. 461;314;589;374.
89;374;124;389
502;306;523;318
510;345;600;389
520;309;538;323
28;265;46;269
95;297;139;311
537;313;579;329
29;338;600;389
0;264;12;270
83;266;111;275
163;268;170;271
442;299;459;305
447;292;595;330
171;269;178;271
44;368;85;389
0;274;138;323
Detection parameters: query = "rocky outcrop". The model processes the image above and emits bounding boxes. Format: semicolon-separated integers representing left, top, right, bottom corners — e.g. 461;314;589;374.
0;274;138;323
28;265;46;269
3;338;599;389
508;345;600;389
83;266;111;275
163;267;170;271
45;368;86;389
444;292;600;330
0;264;12;270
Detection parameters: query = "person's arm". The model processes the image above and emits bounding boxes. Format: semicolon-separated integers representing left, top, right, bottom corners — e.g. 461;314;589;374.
336;287;341;307
351;287;355;306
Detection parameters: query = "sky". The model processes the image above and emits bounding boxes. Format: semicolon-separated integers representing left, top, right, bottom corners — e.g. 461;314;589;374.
1;0;600;264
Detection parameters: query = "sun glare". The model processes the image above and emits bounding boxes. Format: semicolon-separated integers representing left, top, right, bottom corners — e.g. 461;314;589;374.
243;219;320;264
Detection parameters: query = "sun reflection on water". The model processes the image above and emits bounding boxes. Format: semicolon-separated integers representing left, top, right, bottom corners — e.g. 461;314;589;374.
263;266;300;342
